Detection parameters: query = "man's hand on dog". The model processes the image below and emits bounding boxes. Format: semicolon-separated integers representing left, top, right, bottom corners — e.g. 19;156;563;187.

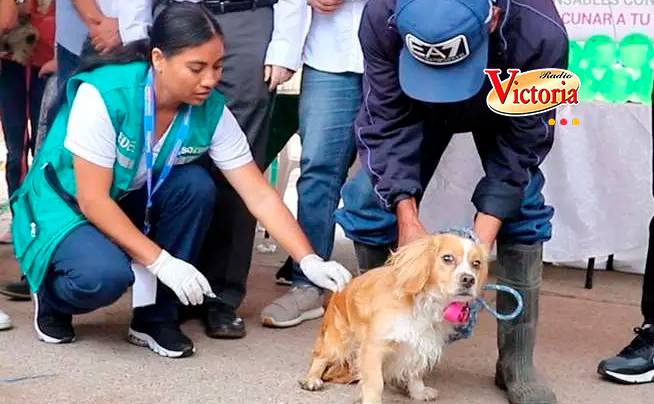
90;17;121;54
396;198;428;247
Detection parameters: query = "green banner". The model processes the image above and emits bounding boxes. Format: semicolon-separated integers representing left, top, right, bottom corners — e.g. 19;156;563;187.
569;34;653;105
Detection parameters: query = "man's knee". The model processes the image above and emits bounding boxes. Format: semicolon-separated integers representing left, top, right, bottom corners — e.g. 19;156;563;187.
497;169;553;245
334;169;398;246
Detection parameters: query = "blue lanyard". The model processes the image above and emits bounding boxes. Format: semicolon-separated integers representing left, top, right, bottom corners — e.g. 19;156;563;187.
143;68;192;235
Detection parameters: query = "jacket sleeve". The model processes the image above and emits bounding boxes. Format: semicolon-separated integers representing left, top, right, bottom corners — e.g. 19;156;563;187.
354;5;425;212
471;25;570;221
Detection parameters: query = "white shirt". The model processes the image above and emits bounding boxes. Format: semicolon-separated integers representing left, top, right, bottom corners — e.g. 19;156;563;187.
64;83;253;190
173;0;308;71
56;0;152;56
301;1;367;74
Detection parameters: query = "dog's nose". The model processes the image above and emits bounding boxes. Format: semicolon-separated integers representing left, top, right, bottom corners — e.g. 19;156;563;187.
460;274;476;288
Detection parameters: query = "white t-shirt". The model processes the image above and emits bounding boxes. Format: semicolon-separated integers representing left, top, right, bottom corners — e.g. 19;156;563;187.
64;83;253;190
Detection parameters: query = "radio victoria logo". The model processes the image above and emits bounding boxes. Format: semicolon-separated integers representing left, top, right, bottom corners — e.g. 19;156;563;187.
484;69;580;116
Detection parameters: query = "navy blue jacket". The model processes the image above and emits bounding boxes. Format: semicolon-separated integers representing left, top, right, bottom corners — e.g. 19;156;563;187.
355;0;569;220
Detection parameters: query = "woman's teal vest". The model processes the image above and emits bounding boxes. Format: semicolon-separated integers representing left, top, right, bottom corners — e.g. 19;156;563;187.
10;61;226;292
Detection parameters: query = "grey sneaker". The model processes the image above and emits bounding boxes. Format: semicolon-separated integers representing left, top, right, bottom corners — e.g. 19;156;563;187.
261;285;324;328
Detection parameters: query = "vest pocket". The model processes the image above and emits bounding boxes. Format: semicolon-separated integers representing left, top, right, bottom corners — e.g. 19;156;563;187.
42;163;82;215
11;191;39;260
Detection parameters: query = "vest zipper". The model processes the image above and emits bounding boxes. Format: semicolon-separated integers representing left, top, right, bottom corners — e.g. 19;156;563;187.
42;163;82;215
23;192;37;238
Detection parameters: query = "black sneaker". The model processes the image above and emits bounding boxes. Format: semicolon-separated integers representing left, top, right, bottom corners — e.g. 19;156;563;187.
32;293;75;344
0;276;31;300
598;324;654;384
275;257;293;285
128;320;195;358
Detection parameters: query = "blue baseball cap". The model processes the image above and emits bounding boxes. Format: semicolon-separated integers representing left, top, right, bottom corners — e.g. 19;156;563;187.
396;0;494;103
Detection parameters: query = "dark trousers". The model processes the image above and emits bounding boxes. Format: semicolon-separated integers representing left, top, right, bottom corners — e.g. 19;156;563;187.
196;7;275;309
39;165;217;322
55;44;80;91
0;60;48;198
643;79;654;325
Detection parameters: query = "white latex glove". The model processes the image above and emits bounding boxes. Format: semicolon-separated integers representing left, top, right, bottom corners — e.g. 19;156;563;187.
299;254;352;292
146;250;214;306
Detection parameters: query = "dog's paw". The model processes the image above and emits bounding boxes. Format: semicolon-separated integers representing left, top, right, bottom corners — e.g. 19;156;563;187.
410;386;439;401
298;377;324;391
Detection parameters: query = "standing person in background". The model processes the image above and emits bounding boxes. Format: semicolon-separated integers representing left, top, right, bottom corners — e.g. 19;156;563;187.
55;0;152;88
261;0;366;328
154;0;306;339
597;77;654;385
0;0;20;330
0;0;152;300
0;0;55;305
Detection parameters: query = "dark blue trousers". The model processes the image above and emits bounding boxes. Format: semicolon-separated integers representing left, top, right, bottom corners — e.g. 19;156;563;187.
0;60;48;198
38;164;217;323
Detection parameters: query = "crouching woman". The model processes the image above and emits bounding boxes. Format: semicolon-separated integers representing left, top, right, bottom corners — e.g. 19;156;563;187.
10;2;351;358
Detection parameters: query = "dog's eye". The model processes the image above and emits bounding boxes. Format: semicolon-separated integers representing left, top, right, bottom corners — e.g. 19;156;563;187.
442;254;455;264
472;260;481;268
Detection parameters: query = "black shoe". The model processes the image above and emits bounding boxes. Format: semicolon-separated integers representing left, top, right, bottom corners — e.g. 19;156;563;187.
203;301;246;339
128;320;195;358
0;277;31;300
275;257;293;285
32;293;75;344
598;324;654;384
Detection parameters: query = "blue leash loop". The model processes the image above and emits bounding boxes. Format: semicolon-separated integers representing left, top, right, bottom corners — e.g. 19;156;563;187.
447;284;524;345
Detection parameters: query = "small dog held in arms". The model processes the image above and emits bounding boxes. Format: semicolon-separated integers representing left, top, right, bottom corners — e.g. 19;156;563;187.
0;0;53;74
299;232;489;404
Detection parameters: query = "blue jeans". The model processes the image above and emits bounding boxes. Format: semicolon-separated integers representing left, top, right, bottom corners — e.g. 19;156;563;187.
335;135;554;247
0;60;48;198
290;66;362;287
39;164;217;323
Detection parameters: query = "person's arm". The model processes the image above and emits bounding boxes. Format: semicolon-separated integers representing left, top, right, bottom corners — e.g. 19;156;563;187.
263;0;309;91
209;107;352;291
70;0;104;27
65;83;213;305
472;23;569;246
0;0;18;35
64;83;162;265
72;157;162;265
355;2;426;246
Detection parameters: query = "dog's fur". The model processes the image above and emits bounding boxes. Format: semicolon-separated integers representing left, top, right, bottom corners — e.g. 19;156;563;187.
0;0;53;73
299;234;489;404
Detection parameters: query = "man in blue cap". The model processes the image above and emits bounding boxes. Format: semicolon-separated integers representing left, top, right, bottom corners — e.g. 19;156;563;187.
333;0;568;403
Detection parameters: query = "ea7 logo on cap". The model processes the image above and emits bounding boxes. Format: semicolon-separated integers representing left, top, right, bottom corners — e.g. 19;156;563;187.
405;34;470;66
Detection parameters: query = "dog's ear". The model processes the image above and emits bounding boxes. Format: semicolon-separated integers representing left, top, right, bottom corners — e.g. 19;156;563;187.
387;235;441;295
